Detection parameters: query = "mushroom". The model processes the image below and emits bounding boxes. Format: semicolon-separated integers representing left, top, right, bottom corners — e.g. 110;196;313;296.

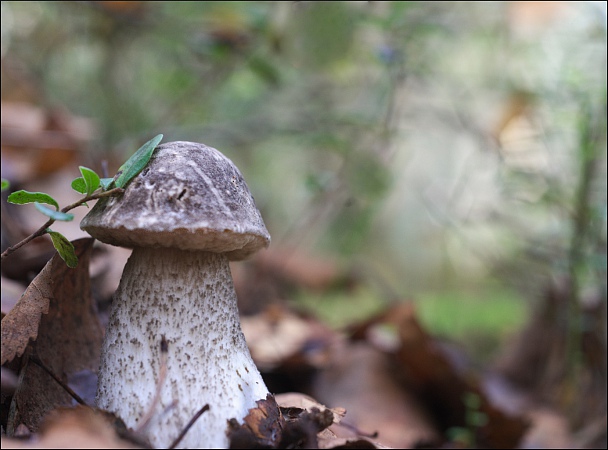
80;141;271;448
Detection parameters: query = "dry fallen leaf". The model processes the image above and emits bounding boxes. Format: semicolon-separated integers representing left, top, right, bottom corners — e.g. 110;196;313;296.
241;305;335;372
312;342;440;449
3;238;103;434
233;246;357;315
275;392;381;449
395;305;530;448
275;392;346;425
227;394;286;448
1;261;54;365
349;303;529;448
227;392;367;449
1;406;144;449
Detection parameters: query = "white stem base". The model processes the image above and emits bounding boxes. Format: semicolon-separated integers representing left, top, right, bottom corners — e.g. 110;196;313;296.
95;247;269;448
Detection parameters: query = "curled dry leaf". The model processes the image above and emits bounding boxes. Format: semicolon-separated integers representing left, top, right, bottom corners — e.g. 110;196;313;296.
275;392;380;449
2;238;101;365
227;393;355;449
2;238;103;434
227;394;285;449
275;392;346;425
1;262;54;365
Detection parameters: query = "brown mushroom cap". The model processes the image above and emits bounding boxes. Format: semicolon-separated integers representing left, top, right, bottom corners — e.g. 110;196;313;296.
81;141;270;260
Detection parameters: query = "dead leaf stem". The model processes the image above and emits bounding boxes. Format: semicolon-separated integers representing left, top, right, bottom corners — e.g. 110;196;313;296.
168;404;210;450
337;420;379;439
136;335;169;434
29;355;87;406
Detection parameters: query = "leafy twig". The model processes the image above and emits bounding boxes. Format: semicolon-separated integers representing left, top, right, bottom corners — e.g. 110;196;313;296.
0;133;163;267
0;188;124;261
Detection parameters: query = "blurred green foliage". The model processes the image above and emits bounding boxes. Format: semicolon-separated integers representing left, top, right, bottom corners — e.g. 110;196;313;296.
2;2;606;354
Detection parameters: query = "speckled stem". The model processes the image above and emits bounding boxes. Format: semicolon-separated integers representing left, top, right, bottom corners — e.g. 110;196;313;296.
95;247;269;449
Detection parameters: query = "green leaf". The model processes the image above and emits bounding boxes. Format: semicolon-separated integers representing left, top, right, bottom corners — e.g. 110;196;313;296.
46;229;78;268
79;166;100;195
292;2;356;70
99;178;114;190
34;203;74;221
114;134;163;189
248;55;281;86
1;179;9;191
71;177;87;194
8;191;60;210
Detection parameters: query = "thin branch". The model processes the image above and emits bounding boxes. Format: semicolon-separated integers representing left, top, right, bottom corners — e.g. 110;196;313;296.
168;404;210;450
1;187;124;260
62;187;125;212
30;355;87;406
337;420;379;439
137;336;169;434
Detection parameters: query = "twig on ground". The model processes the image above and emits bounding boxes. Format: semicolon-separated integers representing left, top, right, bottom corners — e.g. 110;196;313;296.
169;404;210;450
30;354;87;406
1;187;124;260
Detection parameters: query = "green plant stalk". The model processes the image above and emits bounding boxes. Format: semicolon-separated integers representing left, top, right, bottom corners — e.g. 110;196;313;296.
564;99;606;406
0;187;124;260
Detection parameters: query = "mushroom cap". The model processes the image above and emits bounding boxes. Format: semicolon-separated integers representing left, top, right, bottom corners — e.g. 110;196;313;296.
81;141;270;260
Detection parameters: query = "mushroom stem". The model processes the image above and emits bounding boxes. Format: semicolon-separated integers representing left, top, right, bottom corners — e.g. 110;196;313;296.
96;247;269;449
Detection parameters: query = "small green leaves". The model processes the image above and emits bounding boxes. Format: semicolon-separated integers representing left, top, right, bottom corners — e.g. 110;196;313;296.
114;134;163;189
81;166;101;193
34;203;74;221
1;134;164;268
72;135;162;194
71;177;87;194
99;178;114;191
46;229;78;268
71;166;101;195
8;191;60;210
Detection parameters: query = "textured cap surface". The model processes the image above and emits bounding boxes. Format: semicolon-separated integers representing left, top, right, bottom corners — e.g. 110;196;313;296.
81;141;270;260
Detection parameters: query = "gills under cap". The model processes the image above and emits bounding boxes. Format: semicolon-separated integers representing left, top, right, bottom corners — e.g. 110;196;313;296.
81;141;270;260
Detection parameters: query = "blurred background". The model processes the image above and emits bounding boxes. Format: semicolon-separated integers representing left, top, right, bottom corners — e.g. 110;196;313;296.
1;2;606;448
